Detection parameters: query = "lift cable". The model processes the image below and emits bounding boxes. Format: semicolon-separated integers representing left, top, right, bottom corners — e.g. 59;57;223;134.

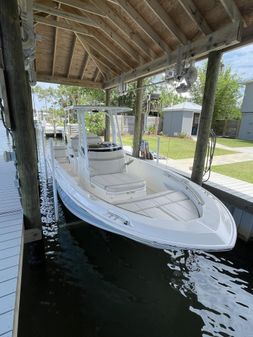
203;129;216;182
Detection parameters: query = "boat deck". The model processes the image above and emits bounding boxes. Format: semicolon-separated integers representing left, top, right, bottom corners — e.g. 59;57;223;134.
116;190;199;221
57;159;200;222
0;157;23;337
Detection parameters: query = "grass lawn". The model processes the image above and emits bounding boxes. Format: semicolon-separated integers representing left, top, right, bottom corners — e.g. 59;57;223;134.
122;135;236;159
212;161;253;184
216;137;253;147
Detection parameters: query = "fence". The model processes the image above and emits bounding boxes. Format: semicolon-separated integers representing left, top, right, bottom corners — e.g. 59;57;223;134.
213;119;240;138
117;115;160;135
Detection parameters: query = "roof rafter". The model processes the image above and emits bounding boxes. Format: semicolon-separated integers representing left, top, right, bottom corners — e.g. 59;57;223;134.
34;13;50;27
177;0;212;35
52;3;61;76
34;14;136;70
82;36;130;73
33;3;99;28
219;0;247;27
75;33;115;78
80;53;89;80
79;18;145;65
104;22;242;89
34;15;93;36
74;33;108;79
50;2;146;63
77;34;122;75
92;68;99;81
87;27;138;69
90;0;155;60
57;0;105;17
67;34;77;77
144;0;188;45
114;0;171;53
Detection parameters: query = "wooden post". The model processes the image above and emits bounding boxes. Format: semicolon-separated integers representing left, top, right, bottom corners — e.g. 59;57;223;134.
0;0;44;264
132;78;144;158
105;89;110;141
191;51;222;185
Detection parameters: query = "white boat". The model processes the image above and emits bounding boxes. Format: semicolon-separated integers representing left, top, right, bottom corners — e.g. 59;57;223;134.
48;105;237;251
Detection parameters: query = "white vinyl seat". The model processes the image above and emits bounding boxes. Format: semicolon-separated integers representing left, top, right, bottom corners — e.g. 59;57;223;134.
91;173;146;193
88;149;126;176
88;148;146;201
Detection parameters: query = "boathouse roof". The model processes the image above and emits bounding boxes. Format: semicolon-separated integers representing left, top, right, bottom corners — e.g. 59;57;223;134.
33;0;253;89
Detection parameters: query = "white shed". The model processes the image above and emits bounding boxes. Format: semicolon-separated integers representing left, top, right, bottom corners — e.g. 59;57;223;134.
162;102;202;136
238;81;253;140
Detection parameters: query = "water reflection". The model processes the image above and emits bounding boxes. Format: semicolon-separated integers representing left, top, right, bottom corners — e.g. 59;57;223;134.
165;249;253;337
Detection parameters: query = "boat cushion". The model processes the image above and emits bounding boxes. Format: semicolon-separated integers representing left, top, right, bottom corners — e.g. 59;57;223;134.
91;172;146;194
88;149;126;176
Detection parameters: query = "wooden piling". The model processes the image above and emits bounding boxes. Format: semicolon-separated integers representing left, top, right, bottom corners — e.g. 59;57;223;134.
0;0;44;264
191;51;222;185
132;78;144;158
105;89;111;141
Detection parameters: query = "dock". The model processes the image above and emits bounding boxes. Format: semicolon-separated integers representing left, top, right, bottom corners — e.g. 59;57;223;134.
0;157;23;337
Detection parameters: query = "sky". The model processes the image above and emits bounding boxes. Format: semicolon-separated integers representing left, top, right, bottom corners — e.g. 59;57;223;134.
33;43;253;110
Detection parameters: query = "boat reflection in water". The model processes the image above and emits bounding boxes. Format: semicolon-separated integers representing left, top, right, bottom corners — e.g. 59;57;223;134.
165;248;253;337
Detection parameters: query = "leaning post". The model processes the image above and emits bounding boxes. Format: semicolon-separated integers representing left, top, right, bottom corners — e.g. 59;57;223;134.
132;78;144;158
0;0;44;264
105;89;111;141
191;51;222;185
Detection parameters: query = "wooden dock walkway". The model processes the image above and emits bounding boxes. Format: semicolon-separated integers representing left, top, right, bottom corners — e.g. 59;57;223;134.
0;157;23;337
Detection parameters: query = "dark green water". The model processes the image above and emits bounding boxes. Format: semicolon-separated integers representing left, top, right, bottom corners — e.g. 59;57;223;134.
1;123;252;337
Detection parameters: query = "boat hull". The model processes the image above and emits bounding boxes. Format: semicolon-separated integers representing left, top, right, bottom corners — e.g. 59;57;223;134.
54;165;237;252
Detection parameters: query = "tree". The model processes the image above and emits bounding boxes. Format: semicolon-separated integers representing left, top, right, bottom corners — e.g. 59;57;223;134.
33;84;105;108
191;63;242;121
159;84;186;109
33;84;106;129
110;78;157;112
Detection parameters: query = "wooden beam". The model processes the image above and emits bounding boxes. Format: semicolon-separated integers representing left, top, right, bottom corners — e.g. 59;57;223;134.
67;34;77;77
80;53;89;80
34;13;50;27
219;0;246;27
76;34;120;75
75;33;111;78
132;78;144;158
52;23;59;76
92;68;99;81
191;51;222;185
144;0;188;45
52;4;61;76
90;0;155;60
77;33;128;73
87;27;137;69
57;0;105;17
35;13;137;70
55;2;148;64
37;74;103;88
177;0;212;35
104;21;242;89
33;3;99;28
115;0;171;53
86;18;146;65
0;0;44;264
34;15;93;36
42;4;143;64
